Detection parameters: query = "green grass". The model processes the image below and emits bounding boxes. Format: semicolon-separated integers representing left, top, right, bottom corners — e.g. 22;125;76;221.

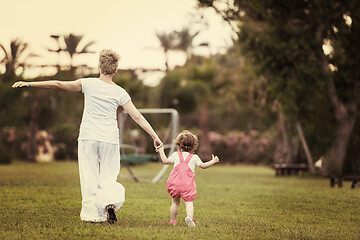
1;161;360;240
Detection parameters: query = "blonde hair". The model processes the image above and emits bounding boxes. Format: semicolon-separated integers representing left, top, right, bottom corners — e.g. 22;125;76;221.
98;49;120;75
175;130;199;153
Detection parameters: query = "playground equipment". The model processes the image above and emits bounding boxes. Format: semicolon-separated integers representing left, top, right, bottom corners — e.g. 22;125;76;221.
118;108;179;183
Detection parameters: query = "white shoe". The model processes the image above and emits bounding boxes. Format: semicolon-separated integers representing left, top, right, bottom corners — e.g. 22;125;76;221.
185;216;196;227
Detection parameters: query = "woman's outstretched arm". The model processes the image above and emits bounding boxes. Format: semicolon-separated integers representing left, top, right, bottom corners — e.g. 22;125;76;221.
12;80;82;92
122;100;163;148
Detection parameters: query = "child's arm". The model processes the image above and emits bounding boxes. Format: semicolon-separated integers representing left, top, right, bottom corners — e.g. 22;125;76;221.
156;146;172;165
199;154;220;169
12;80;82;92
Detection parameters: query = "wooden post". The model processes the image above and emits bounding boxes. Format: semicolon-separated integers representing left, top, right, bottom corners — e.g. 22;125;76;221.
330;177;335;187
123;162;139;182
296;122;316;174
338;176;343;188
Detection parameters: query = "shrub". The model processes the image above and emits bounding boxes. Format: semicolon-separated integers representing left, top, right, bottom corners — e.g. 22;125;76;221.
51;123;78;160
0;146;12;164
208;130;275;164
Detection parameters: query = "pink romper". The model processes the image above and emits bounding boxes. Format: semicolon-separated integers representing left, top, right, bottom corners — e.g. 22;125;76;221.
166;152;197;202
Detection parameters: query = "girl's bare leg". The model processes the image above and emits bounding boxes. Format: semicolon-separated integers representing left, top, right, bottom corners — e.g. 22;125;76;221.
170;198;180;221
184;201;194;219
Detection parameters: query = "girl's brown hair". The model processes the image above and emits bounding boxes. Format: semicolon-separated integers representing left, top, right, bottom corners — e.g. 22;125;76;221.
175;130;199;153
98;49;120;75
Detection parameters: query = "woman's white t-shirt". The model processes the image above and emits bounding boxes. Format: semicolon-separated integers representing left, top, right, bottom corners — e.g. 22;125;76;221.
77;78;131;144
168;151;203;173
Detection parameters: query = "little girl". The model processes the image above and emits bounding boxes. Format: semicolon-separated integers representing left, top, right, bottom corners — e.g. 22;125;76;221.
156;130;219;227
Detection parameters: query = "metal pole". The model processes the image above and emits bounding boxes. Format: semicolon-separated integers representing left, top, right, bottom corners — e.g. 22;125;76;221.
118;108;179;183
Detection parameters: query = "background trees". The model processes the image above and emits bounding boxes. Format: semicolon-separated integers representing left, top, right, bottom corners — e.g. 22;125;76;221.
0;33;154;162
157;43;276;161
155;21;208;71
0;39;37;81
2;1;359;175
199;0;360;175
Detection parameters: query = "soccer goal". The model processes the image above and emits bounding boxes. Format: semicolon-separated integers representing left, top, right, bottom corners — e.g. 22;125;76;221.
118;108;179;183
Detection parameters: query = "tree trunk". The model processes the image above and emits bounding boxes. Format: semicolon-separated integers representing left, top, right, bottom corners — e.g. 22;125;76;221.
319;50;358;175
198;101;212;159
315;22;358;174
3;63;16;82
27;91;40;162
322;113;356;175
164;51;169;72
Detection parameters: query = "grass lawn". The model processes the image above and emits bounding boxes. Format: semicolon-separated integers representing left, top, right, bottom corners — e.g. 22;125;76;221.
0;161;360;240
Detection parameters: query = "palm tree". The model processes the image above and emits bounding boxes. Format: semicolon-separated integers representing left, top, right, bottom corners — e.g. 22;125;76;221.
155;31;176;71
63;34;95;69
0;39;37;81
174;27;202;62
48;34;95;74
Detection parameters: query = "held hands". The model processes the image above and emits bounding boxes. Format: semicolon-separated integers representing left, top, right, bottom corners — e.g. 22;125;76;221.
155;144;164;153
153;137;163;152
12;81;29;88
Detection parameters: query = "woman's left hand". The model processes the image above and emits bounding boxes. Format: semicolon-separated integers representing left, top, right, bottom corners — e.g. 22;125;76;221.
154;138;163;150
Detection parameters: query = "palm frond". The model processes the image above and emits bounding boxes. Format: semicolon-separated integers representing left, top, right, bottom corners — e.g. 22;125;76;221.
23;53;40;62
64;34;83;57
80;41;96;53
18;42;29;57
155;31;177;51
48;48;62;53
0;43;9;61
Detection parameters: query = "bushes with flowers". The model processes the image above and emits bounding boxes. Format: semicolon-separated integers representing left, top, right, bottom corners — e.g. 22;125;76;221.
0;127;30;163
208;129;275;164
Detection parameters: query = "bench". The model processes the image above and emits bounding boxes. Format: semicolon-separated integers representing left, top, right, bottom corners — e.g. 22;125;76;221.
121;154;159;164
274;163;309;176
327;174;360;188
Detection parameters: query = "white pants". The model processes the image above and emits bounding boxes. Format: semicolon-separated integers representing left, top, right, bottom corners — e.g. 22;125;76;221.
78;140;125;222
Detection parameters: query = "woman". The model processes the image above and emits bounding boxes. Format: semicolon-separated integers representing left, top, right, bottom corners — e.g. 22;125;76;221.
12;49;163;223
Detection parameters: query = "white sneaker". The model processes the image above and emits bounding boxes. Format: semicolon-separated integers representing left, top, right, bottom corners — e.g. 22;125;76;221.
185;216;196;227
